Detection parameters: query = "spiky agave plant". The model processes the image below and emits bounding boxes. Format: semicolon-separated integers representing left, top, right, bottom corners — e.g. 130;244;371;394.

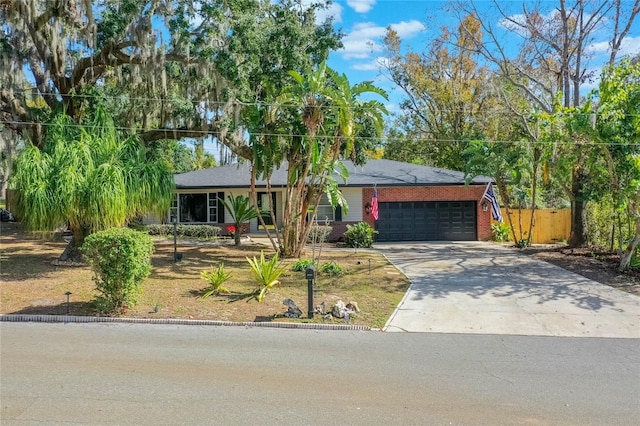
200;264;232;298
246;251;285;302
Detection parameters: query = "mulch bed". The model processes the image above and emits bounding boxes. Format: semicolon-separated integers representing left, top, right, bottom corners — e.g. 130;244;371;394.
522;245;640;296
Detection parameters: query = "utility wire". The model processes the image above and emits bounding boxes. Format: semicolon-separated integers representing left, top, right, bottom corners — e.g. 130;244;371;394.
2;119;638;146
5;88;640;117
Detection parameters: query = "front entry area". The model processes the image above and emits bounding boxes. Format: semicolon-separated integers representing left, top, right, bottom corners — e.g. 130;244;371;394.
376;201;477;242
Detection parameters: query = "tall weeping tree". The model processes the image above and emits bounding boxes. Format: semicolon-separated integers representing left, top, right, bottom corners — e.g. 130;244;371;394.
10;108;174;262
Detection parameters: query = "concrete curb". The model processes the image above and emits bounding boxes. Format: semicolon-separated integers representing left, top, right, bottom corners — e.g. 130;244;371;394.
0;314;371;331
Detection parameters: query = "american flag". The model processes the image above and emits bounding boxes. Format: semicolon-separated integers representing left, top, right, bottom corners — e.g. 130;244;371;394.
371;187;379;221
482;183;503;222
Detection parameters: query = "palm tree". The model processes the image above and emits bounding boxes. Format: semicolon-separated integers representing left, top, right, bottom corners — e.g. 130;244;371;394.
10;108;174;261
278;62;388;257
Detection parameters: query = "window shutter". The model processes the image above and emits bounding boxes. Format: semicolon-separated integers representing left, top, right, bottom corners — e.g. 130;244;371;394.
335;205;342;221
217;192;225;223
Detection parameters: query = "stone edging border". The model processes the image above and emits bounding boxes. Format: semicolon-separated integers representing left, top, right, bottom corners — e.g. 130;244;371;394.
0;314;371;331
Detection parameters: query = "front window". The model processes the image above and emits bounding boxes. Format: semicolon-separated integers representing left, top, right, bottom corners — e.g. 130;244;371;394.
313;194;335;222
173;193;219;223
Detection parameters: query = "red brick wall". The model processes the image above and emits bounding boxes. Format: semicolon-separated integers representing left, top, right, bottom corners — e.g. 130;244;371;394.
360;185;492;241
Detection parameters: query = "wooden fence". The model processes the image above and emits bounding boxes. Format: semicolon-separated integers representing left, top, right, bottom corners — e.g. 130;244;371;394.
494;208;571;244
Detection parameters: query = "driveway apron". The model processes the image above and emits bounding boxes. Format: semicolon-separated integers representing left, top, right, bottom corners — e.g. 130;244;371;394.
380;242;640;338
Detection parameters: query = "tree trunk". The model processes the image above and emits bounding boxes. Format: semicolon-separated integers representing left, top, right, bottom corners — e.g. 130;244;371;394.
569;200;588;247
526;148;540;246
59;225;88;263
568;166;588;247
619;228;639;271
619;196;640;271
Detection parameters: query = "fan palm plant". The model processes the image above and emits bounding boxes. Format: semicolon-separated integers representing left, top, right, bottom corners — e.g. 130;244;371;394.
219;194;261;246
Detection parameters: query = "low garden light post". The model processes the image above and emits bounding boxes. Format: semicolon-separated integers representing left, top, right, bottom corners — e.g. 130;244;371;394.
305;265;316;319
171;217;182;262
65;291;72;314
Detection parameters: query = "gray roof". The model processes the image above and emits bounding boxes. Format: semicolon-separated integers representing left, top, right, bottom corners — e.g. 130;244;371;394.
174;159;493;189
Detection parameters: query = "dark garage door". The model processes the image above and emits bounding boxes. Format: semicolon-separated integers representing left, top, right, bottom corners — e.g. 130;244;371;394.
376;201;477;242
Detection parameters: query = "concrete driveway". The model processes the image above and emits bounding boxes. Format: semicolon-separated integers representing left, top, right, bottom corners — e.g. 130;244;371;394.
380;242;640;338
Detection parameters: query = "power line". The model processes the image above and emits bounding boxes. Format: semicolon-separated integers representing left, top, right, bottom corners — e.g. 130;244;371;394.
5;88;640;117
2;119;638;146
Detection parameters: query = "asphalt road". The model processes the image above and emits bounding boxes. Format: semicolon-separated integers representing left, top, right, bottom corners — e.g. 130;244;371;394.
1;322;639;425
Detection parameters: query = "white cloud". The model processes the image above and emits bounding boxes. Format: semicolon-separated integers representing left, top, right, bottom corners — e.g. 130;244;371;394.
389;20;426;39
347;0;376;14
340;22;385;59
618;36;640;57
339;20;425;60
352;57;390;71
587;36;640;57
586;40;610;54
299;0;342;24
342;39;382;59
498;10;559;37
315;1;343;24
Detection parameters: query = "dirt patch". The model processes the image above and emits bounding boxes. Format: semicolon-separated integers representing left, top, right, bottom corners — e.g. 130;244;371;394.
522;245;640;296
0;221;409;328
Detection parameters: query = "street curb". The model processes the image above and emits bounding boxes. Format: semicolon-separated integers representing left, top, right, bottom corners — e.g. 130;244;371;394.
0;314;371;331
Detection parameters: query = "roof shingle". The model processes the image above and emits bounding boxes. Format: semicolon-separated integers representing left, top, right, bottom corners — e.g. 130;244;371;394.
174;159;492;189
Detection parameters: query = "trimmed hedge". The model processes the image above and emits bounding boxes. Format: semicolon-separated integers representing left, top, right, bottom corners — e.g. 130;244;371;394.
82;228;154;314
146;224;221;239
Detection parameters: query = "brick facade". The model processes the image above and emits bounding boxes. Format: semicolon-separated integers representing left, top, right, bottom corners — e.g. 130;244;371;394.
359;185;492;241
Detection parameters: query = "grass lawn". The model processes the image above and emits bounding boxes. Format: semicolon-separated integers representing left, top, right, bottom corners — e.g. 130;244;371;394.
0;222;410;329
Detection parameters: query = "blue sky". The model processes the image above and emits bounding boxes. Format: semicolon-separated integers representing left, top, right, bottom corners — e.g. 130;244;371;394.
321;0;640;112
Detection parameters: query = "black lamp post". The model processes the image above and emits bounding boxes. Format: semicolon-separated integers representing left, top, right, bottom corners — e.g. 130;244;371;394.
305;265;316;319
171;216;178;262
65;291;72;314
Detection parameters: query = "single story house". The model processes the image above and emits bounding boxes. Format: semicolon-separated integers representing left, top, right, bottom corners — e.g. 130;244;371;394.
169;159;494;242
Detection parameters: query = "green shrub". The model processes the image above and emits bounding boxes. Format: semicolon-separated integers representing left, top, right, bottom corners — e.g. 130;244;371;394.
146;224;168;236
307;225;333;243
292;258;314;272
319;261;344;276
491;222;511;242
344;222;377;248
200;264;232;297
246;251;286;303
82;228;154;314
146;224;221;239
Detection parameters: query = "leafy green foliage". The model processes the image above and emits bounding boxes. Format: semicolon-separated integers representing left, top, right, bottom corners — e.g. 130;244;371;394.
10;109;174;260
344;222;378;248
219;194;261;245
291;258;314;272
248;62;387;257
319;261;344;277
2;0;342;152
491;222;511;242
82;228;154;314
200;264;232;298
146;224;221;239
246;251;286;302
382;16;499;170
